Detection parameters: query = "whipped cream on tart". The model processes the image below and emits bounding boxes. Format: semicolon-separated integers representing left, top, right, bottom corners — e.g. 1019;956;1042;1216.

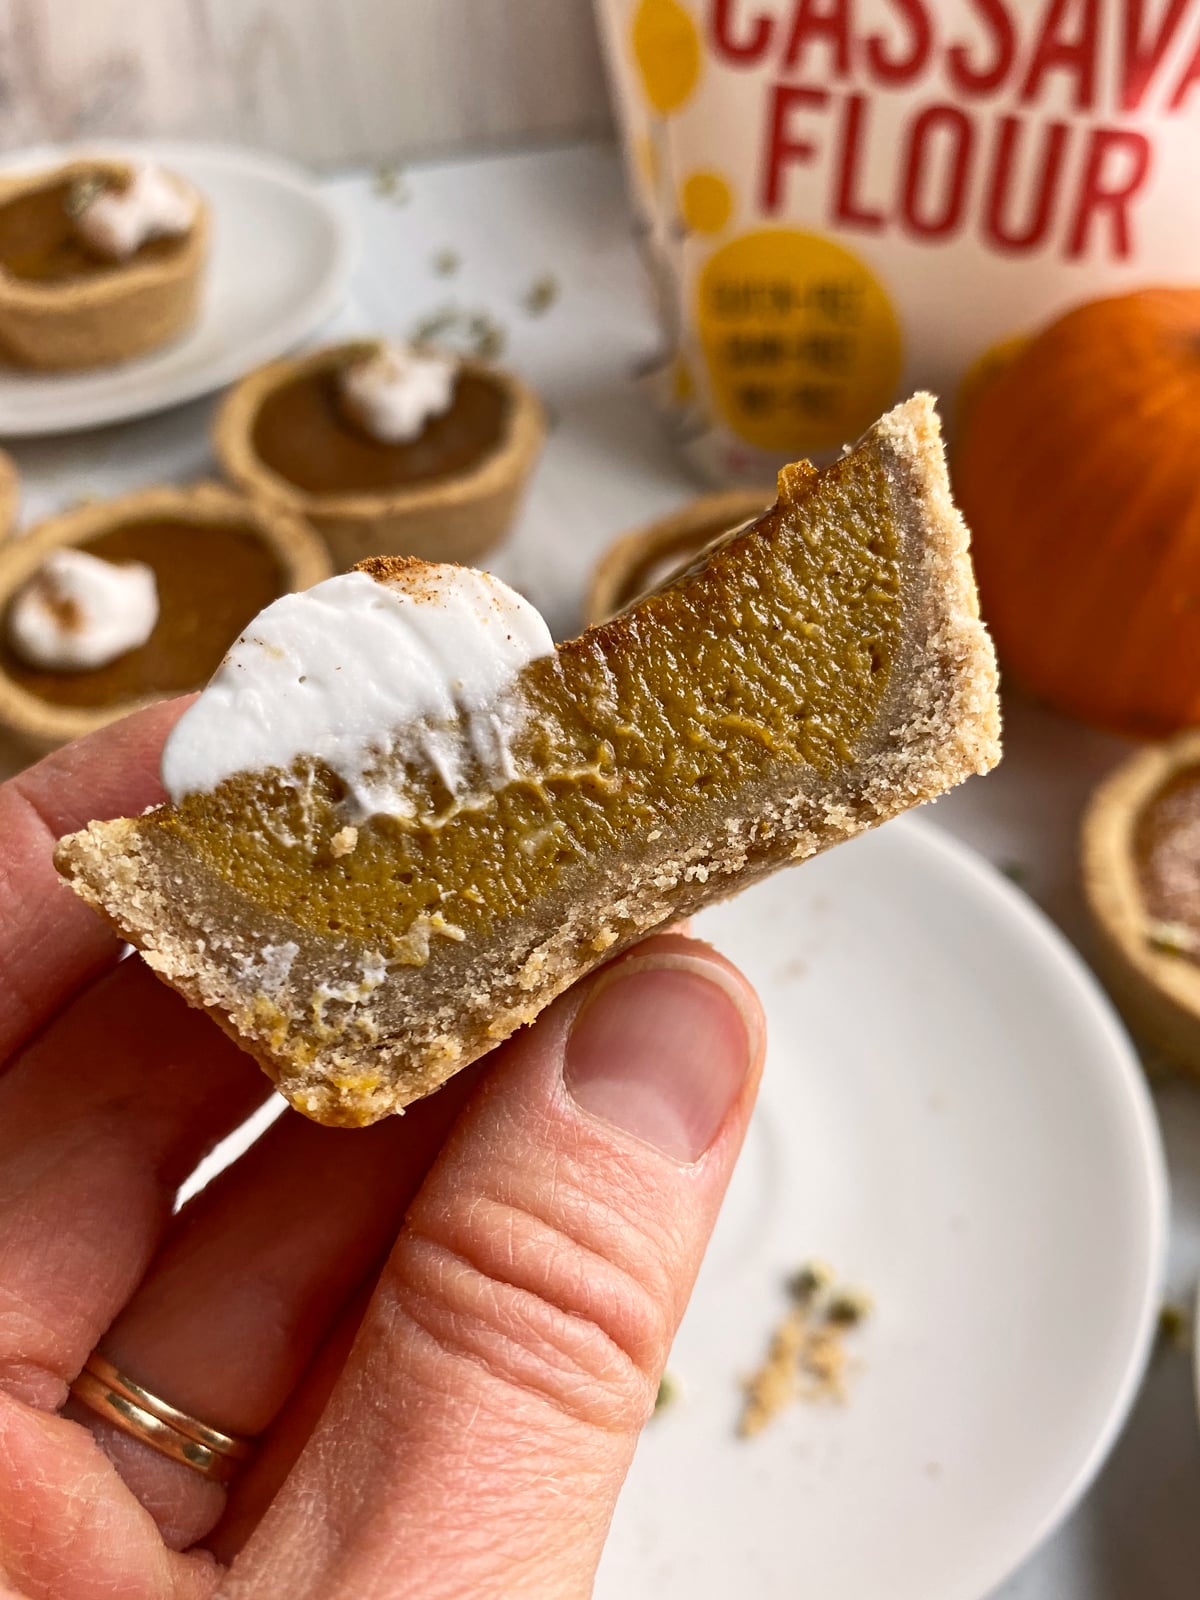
8;547;159;672
58;396;1001;1127
212;340;545;568
0;158;208;370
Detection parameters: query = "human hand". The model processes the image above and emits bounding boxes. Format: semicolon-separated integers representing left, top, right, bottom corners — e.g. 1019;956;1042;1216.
0;702;764;1600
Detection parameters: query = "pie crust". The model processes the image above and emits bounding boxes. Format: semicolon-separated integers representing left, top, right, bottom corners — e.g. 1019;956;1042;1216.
212;342;546;570
0;448;19;542
0;159;208;371
1082;730;1200;1073
0;481;330;749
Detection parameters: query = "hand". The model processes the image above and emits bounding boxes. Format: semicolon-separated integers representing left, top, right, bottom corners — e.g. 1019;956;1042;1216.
0;702;764;1600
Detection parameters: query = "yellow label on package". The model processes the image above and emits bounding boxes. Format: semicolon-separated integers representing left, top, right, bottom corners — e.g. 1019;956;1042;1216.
595;0;1200;481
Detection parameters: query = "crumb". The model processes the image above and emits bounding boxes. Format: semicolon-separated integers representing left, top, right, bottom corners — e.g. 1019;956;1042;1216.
1000;860;1029;886
330;825;358;859
433;248;460;277
739;1306;805;1437
524;273;560;316
776;956;807;982
1158;1302;1191;1351
740;1264;873;1436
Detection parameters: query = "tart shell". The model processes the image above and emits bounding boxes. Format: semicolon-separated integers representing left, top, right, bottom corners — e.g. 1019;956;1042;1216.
0;481;331;750
585;487;775;625
0;448;19;541
1082;731;1200;1074
212;344;546;570
0;160;209;372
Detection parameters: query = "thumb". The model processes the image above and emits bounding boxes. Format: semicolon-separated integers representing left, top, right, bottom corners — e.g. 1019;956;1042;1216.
223;934;764;1600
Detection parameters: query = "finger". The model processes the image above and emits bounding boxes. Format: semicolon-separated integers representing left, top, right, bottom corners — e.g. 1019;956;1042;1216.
70;1069;478;1552
220;934;764;1600
0;958;267;1413
0;697;190;1064
0;1390;217;1600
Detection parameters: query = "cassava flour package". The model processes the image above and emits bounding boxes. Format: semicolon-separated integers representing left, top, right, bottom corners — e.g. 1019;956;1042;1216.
594;0;1200;480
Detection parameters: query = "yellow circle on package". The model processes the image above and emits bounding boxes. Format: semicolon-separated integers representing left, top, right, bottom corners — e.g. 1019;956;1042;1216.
697;230;903;456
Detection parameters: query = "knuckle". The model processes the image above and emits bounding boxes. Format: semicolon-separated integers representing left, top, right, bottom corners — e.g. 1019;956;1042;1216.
380;1163;674;1434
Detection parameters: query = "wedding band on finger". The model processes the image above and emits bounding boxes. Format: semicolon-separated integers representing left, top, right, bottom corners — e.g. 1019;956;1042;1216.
68;1351;254;1486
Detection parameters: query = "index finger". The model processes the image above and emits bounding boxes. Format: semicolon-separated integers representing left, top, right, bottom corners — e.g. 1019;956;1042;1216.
0;696;190;1065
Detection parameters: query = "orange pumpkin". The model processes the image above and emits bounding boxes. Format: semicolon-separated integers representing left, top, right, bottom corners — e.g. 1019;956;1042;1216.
953;288;1200;738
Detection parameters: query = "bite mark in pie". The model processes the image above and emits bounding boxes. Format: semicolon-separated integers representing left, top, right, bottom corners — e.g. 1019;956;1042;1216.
57;395;1000;1126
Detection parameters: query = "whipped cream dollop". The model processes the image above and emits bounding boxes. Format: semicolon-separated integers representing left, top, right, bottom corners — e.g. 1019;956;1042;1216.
7;547;159;671
160;564;556;814
337;343;458;444
74;163;197;261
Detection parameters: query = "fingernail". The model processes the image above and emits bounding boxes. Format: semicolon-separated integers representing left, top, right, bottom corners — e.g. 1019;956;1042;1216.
564;951;760;1162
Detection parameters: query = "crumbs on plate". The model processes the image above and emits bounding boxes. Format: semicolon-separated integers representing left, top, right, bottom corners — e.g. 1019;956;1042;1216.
738;1260;873;1439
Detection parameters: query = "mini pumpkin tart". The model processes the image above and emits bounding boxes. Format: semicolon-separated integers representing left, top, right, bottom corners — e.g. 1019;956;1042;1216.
213;339;546;570
58;396;1000;1127
585;487;774;625
0;157;208;371
1082;731;1200;1072
0;482;330;749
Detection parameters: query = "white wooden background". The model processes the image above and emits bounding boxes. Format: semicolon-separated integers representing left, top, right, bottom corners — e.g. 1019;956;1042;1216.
0;0;612;168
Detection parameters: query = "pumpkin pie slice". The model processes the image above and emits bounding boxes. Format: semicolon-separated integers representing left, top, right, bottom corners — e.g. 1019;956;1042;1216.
0;158;207;370
58;395;1000;1127
213;339;545;570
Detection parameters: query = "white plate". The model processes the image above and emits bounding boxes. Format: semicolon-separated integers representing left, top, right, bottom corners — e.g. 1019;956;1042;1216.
599;818;1166;1600
0;141;355;436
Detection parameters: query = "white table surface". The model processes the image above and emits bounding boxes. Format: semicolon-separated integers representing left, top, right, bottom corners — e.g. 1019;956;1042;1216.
2;140;1199;1598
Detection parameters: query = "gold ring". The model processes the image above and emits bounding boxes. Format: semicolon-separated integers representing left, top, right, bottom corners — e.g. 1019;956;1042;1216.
69;1352;254;1485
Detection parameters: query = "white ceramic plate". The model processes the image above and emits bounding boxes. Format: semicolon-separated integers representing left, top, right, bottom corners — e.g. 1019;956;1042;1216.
599;818;1166;1600
0;141;355;435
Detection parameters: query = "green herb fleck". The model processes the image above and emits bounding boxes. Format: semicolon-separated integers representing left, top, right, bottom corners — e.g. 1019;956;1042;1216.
1158;1302;1191;1351
524;273;560;316
826;1288;874;1326
653;1372;680;1416
786;1259;835;1304
1146;920;1199;958
372;164;410;204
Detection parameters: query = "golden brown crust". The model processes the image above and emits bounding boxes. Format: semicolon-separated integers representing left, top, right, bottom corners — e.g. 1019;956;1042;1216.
1081;731;1200;1073
584;487;774;626
0;160;208;371
0;481;331;750
212;343;546;570
57;395;1001;1126
0;449;20;542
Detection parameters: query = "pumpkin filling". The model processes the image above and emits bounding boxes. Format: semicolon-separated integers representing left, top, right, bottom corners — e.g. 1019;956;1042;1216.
2;520;284;706
251;364;510;497
0;177;184;285
1135;765;1200;962
151;449;902;956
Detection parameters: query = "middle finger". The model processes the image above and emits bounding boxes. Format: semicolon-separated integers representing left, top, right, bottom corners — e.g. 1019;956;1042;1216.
73;1063;478;1549
0;957;269;1411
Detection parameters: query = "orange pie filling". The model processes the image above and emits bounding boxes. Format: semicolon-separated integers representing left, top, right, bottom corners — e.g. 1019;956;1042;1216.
151;449;902;959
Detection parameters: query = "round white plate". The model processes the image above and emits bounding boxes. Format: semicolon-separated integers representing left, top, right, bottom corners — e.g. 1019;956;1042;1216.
0;141;355;436
599;818;1166;1600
